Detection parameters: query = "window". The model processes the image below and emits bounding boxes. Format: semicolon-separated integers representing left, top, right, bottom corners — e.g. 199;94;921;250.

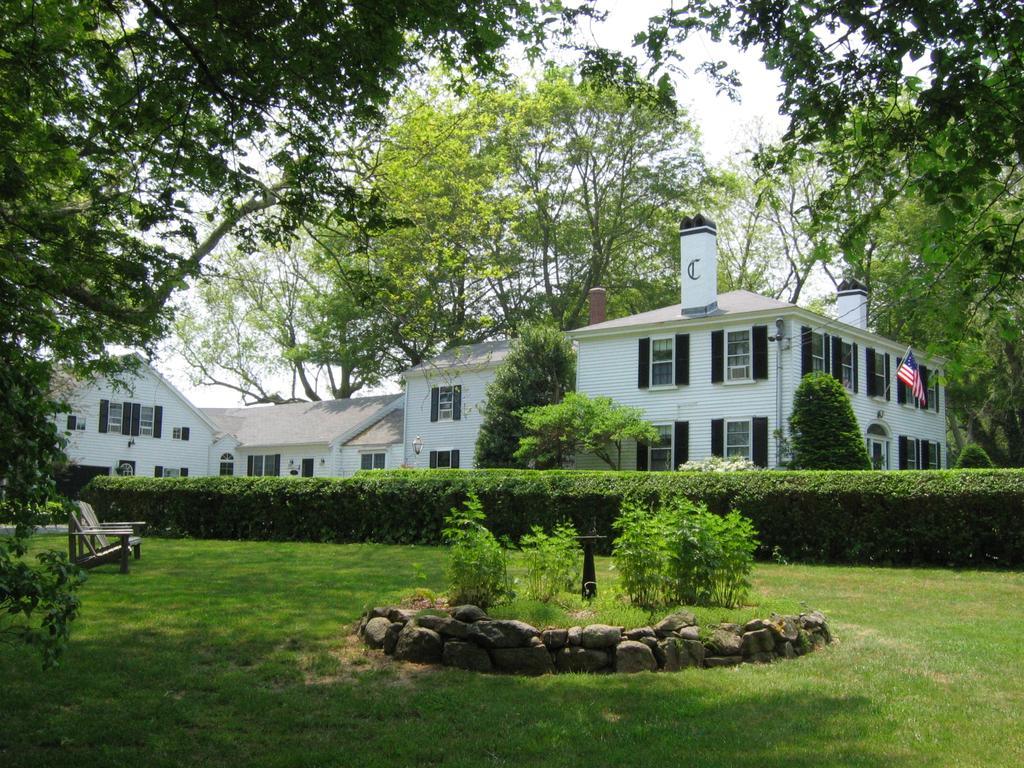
928;442;940;469
648;425;673;471
172;426;191;441
872;351;888;399
139;405;154;437
726;420;751;458
927;374;938;410
906;438;919;470
248;454;279;477
162;467;180;478
841;342;854;390
435;450;453;469
219;453;234;476
438;386;454;421
360;452;387;471
811;332;826;372
66;414;87;431
107;402;123;432
866;424;889;470
726;330;751;381
650;338;674;386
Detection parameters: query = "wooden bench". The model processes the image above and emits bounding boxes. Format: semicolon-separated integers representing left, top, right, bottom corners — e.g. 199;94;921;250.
68;502;146;574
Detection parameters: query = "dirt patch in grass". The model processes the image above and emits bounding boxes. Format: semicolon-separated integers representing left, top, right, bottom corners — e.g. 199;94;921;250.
303;633;442;687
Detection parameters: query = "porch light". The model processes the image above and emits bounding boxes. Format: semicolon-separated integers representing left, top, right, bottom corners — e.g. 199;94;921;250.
412;435;424;455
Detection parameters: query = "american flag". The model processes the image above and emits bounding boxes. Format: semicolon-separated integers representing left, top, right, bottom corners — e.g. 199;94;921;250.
897;349;926;406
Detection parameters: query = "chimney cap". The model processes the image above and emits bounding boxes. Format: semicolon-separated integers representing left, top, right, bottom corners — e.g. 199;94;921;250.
837;277;868;294
680;213;716;233
588;286;607;295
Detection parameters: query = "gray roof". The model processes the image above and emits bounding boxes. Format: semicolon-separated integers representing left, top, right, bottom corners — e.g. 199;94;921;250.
202;394;402;448
574;290;793;333
404;339;511;375
346;408;404;446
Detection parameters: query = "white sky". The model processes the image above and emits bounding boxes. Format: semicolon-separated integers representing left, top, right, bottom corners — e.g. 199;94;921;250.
156;1;788;408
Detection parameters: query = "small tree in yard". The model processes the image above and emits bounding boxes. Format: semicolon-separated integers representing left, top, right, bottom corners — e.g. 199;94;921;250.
789;372;871;470
954;443;994;468
515;393;659;470
475;324;576;468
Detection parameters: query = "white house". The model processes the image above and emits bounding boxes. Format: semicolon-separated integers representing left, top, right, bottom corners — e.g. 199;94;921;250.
567;214;947;470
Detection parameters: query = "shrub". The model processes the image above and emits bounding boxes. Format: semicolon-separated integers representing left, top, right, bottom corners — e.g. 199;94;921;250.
611;502;672;608
789;372;872;469
442;492;510;609
518;522;582;602
955;444;994;468
678;456;762;472
83;468;1024;567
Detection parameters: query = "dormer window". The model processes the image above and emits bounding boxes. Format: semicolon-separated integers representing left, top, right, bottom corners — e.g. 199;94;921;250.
726;330;751;381
651;339;674;385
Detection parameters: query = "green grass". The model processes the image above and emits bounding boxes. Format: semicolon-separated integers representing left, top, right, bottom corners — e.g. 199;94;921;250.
3;537;1023;767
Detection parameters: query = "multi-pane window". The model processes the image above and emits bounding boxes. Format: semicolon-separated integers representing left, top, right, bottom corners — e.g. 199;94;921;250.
219;453;234;476
651;339;674;386
928;442;940;469
360;452;387;470
906;438;919;470
435;450;453;469
873;351;888;398
841;342;854;390
162;467;181;478
107;402;123;432
139;405;154;436
726;420;751;458
811;332;826;372
928;374;938;409
726;330;751;381
66;414;87;431
172;426;190;440
248;454;279;477
648;425;673;471
438;386;454;421
866;424;888;470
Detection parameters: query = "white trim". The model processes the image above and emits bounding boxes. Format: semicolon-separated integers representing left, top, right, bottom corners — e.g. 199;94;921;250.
649;335;676;388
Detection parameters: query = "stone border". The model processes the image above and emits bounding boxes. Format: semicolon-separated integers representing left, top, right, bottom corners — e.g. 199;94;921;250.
356;604;832;675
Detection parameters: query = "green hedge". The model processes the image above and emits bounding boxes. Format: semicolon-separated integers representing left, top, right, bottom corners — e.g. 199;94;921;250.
81;469;1024;567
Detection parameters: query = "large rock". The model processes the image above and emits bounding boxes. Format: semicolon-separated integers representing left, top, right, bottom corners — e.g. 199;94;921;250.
659;638;683;672
393;624;443;664
442;640;493;672
708;626;743;656
615;640;658;673
676;626;700;642
383;622;403;655
580;624;622;649
625;626;655;641
704;655;743;668
566;626;583;646
682;639;705;667
361;616;391;649
467;620;539;649
741;628;776;656
640;636;666;668
415;615;470;639
799;611;831;641
555;646;610;673
542;629;568;650
451;605;489;623
491;646;555;676
387;607;418;624
654;611;697;637
368;606;393;620
769;614;800;643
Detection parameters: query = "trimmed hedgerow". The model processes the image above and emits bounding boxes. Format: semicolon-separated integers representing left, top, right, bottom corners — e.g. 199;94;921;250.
81;468;1024;567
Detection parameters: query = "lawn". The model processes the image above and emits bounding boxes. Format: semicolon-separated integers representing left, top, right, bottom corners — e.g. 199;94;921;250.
3;537;1023;768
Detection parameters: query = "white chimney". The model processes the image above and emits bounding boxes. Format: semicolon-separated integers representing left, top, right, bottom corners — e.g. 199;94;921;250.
836;278;868;330
680;214;718;316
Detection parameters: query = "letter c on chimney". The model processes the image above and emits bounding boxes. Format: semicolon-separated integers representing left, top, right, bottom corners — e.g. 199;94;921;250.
687;258;701;281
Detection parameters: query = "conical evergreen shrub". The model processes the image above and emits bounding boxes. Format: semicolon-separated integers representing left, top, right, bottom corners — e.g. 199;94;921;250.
789;372;871;470
954;443;994;468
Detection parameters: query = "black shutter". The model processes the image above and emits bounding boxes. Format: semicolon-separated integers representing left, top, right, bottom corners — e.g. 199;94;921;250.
801;327;812;375
130;402;141;436
99;399;109;433
711;419;724;457
853;343;859;393
831;336;843;381
919;439;930;469
753;325;769;380
451;450;460;469
121;402;132;435
154;466;163;477
453;385;462;421
711;331;724;383
636;443;649;471
920;366;929;407
180;468;188;477
430;387;439;422
638;338;650;388
752;417;769;468
66;414;76;430
884;354;891;401
674;334;689;386
273;455;281;476
247;455;254;476
865;348;876;396
823;334;831;374
896;357;907;404
898;436;908;470
673;421;689;469
429;450;438;469
153;405;163;438
181;427;190;441
934;378;941;412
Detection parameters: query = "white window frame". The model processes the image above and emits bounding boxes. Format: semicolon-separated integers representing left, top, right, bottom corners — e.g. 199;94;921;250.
437;386;454;421
435;449;453;469
162;467;181;478
866;425;889;470
725;419;751;459
726;329;752;382
873;350;888;399
360;451;387;471
219;453;234;476
248;454;278;477
68;413;87;431
173;427;182;440
906;438;919;470
648;425;673;471
107;402;123;433
928;442;940;469
811;332;826;373
928;372;938;410
841;341;854;390
650;337;675;387
139;405;154;437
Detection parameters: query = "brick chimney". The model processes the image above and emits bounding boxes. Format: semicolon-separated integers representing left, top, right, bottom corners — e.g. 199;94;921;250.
588;287;607;325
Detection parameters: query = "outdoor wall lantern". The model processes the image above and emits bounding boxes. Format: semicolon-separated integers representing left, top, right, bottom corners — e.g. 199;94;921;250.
412;435;424;455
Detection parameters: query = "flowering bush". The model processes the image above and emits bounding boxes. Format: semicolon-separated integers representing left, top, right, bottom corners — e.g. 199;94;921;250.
678;456;762;472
